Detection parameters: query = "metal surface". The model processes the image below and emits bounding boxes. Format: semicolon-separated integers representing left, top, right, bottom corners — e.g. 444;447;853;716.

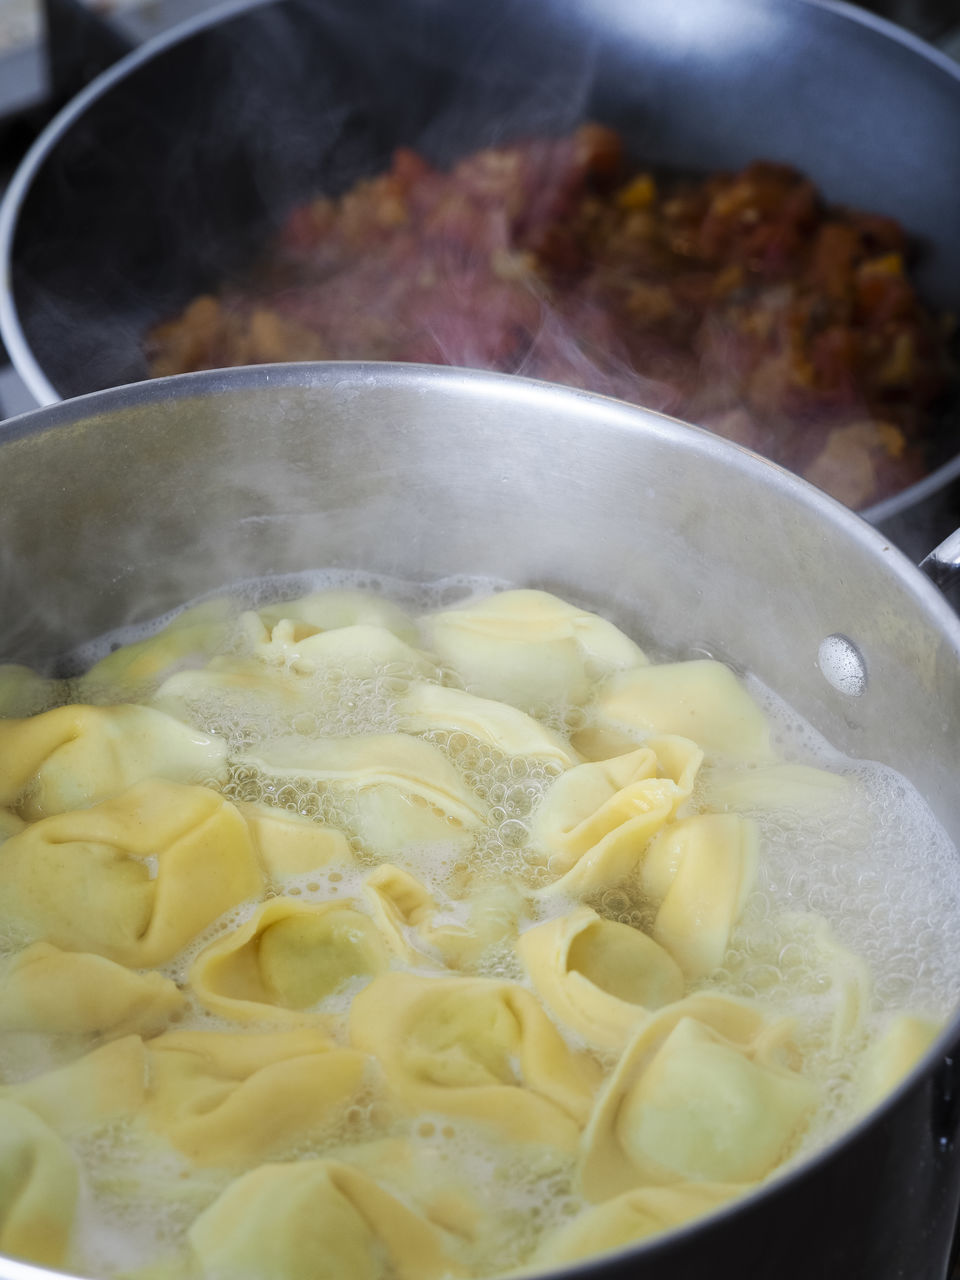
1;362;960;1278
921;527;960;590
2;0;960;526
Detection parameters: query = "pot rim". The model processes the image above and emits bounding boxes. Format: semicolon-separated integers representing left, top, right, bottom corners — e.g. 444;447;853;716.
2;0;960;521
1;358;959;1279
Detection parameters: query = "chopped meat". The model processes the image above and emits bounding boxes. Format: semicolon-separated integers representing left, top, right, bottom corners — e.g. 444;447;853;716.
146;128;959;509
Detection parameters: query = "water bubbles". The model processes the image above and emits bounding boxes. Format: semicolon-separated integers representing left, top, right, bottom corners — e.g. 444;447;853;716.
562;705;587;732
498;819;528;848
600;888;631;917
296;792;321;818
817;634;867;697
743;963;781;992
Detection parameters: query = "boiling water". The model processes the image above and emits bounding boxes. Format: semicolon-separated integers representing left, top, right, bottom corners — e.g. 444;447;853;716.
5;570;960;1278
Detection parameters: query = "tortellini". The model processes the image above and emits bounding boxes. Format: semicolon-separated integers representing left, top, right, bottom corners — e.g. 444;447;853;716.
0;942;184;1037
531;737;702;895
245;619;439;679
518;907;684;1052
639;814;758;979
0;582;937;1278
580;996;817;1200
363;863;453;965
858;1014;941;1110
78;597;238;697
189;1159;462;1280
772;913;872;1052
0;1100;79;1268
144;1029;369;1168
191;898;390;1024
364;864;524;969
240;733;487;853
153;656;306;726
349;973;600;1149
0;781;263;965
535;1181;743;1267
93;586;418;700
397;682;579;766
3;1028;369;1171
421;589;645;712
255;589;418;642
590;660;775;763
238;801;354;879
698;762;852;815
0;703;227;820
0;809;25;842
3;1035;149;1135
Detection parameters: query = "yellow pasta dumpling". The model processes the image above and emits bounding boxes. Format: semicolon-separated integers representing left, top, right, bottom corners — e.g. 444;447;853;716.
592;660;775;763
255;589;419;643
363;864;442;966
350;972;600;1149
152;656;305;726
397;682;579;766
3;1035;148;1136
0;809;24;841
188;1159;463;1280
580;995;817;1200
532;737;702;896
6;1026;368;1173
0;781;263;966
858;1014;941;1111
191;897;389;1024
78;597;237;697
364;864;524;969
0;941;184;1038
518;907;684;1052
639;813;758;979
0;703;228;821
145;1029;369;1168
312;1135;485;1245
421;589;645;713
237;802;354;880
773;913;872;1052
243;618;439;679
0;1100;79;1269
535;1180;745;1266
698;762;852;815
240;733;487;854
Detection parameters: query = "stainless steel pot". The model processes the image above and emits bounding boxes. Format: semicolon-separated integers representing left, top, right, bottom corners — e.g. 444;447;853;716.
3;0;960;542
1;362;960;1280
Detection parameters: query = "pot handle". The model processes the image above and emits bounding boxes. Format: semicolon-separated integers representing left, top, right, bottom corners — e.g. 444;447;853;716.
919;528;960;591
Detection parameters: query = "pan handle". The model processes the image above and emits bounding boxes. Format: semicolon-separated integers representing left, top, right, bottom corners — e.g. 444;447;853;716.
919;528;960;591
